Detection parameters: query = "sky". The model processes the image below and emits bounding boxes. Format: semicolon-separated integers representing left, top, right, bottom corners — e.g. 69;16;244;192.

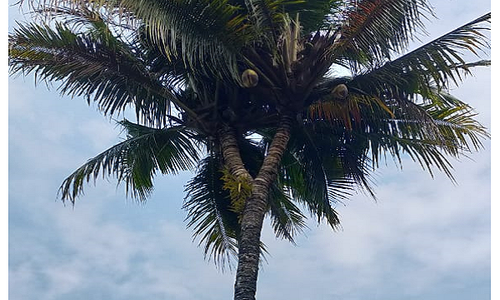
6;1;494;300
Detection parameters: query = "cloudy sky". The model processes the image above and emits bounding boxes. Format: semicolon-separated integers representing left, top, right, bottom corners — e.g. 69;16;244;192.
7;1;492;300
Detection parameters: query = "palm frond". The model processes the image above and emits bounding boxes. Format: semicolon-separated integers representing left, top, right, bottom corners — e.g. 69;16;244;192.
9;18;186;126
349;12;490;93
42;0;252;81
423;91;489;151
305;68;488;187
258;124;371;229
129;0;251;80
331;0;431;69
267;180;308;243
280;150;346;229
59;121;200;202
284;0;343;32
347;90;489;179
396;12;489;89
183;155;240;270
330;12;490;148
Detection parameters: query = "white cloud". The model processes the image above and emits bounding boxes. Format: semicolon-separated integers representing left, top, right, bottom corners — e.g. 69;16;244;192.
76;118;122;152
9;178;235;300
42;262;85;300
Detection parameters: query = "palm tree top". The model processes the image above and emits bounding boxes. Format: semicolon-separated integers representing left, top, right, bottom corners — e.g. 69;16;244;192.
9;0;490;271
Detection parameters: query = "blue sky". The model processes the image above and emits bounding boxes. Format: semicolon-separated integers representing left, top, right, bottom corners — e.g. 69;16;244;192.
7;1;493;299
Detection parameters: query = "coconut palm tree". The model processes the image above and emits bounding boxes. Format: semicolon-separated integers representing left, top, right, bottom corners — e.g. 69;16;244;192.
9;0;490;299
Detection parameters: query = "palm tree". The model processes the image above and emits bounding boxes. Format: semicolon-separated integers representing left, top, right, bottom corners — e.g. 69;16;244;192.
9;0;490;299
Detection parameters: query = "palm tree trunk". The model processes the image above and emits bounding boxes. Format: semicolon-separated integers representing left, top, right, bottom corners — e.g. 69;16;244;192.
233;113;293;300
218;125;253;181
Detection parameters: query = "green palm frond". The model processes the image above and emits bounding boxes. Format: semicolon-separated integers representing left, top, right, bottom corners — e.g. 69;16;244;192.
331;0;431;68
267;179;307;243
126;0;251;79
284;0;343;32
349;12;490;93
257;124;370;230
293;122;374;193
9;18;186;126
43;0;252;80
280;150;345;229
423;91;488;152
313;12;490;150
183;146;284;268
183;155;240;269
304;71;488;186
349;90;488;179
308;92;394;131
244;0;281;41
393;12;490;89
59;121;200;202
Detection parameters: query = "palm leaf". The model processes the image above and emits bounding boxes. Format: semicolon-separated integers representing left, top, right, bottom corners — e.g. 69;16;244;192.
352;91;487;179
349;12;490;93
40;0;252;81
184;144;285;269
392;12;490;89
304;70;488;185
258;124;368;229
284;0;343;32
267;180;307;243
311;12;489;152
331;0;431;69
59;121;200;202
183;155;240;270
9;17;186;126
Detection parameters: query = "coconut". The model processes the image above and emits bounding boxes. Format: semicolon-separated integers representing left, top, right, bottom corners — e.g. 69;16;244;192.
241;69;259;88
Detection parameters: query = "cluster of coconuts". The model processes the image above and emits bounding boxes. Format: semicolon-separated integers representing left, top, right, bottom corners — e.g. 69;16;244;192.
241;69;349;102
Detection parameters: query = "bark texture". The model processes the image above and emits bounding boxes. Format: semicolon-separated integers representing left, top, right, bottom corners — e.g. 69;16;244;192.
233;113;294;300
219;125;253;181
